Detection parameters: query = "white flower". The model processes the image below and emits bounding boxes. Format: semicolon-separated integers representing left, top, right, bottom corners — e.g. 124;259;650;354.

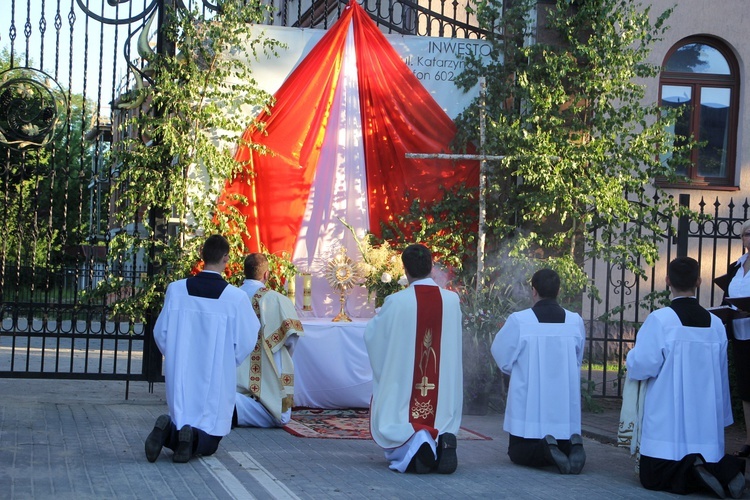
398;275;408;286
380;272;392;283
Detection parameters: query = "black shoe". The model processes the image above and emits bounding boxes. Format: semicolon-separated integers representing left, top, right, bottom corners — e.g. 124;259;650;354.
568;433;586;474
542;435;570;474
693;457;726;499
144;414;171;463
727;471;747;499
436;433;458;474
412;442;437;474
172;425;194;463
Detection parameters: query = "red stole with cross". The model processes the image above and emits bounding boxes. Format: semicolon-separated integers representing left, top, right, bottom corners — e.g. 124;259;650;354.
409;285;443;439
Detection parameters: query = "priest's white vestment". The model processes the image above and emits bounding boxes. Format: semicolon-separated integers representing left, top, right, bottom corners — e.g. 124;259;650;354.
625;307;732;463
154;274;259;437
236;279;303;427
492;308;585;439
364;278;463;468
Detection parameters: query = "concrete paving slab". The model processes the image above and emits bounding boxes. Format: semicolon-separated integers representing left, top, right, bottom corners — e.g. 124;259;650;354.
0;379;745;499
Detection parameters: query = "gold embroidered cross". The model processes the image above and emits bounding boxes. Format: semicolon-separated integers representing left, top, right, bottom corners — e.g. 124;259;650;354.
415;376;435;397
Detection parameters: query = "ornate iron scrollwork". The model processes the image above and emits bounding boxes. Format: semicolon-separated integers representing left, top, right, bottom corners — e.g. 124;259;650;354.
75;0;221;27
0;68;68;150
75;0;223;110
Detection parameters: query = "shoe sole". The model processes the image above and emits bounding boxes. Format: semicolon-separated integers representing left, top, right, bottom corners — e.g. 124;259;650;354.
727;472;747;499
568;434;586;474
694;463;726;499
173;425;193;463
144;414;171;463
437;433;457;474
543;435;571;474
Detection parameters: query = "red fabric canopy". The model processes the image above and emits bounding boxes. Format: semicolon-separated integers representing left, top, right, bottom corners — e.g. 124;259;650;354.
219;0;478;255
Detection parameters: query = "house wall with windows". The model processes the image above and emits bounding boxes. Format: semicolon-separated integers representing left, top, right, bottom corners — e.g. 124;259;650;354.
642;0;750;309
576;2;750;358
645;0;748;195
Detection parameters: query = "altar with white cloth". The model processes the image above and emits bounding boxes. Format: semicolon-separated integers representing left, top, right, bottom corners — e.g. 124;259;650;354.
293;318;373;409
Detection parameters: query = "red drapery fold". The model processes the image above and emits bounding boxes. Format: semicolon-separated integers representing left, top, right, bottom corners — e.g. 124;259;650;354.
352;3;479;237
219;0;479;255
218;6;353;254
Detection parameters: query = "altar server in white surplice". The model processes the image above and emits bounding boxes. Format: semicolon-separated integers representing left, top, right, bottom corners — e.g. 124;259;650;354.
144;235;259;464
365;243;463;474
492;268;587;475
626;257;746;499
234;253;303;428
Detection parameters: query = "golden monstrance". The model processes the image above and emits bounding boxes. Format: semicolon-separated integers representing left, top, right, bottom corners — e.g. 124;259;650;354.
325;247;361;322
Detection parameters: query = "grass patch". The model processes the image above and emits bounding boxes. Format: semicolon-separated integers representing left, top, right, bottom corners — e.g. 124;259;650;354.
582;362;623;373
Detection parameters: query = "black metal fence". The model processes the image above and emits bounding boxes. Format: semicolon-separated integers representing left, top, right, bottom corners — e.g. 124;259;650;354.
582;194;750;398
0;0;486;384
1;264;146;381
1;0;746;400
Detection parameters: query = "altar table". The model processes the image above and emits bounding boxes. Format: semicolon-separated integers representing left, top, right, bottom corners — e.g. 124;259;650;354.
294;318;373;409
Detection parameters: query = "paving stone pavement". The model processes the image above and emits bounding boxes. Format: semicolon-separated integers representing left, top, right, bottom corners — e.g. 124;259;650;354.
0;379;746;499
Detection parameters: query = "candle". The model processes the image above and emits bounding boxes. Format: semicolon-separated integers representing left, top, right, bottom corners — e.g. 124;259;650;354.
287;274;296;304
302;272;312;311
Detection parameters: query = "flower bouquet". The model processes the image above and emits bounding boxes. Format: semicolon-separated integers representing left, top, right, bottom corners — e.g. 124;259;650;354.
339;218;407;308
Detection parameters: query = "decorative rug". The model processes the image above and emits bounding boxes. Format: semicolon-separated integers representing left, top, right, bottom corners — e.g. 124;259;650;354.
283;409;492;441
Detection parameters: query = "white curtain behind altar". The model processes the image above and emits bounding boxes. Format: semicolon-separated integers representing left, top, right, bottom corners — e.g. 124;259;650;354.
292;24;376;319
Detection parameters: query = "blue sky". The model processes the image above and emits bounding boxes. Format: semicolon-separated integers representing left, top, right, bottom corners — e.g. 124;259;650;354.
1;0;145;105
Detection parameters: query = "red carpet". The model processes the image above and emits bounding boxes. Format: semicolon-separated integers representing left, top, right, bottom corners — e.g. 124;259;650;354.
283;409;492;440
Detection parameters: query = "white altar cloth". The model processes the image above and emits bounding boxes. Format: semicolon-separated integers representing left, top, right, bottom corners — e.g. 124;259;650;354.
294;319;373;409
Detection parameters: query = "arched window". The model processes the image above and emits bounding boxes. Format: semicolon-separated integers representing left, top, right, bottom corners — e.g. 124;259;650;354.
659;37;739;188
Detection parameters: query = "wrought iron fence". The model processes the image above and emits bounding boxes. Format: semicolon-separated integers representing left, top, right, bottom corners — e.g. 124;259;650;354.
1;0;747;402
1;264;146;384
582;194;750;398
0;0;486;383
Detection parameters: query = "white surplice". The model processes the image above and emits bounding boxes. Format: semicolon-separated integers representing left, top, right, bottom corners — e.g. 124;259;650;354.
364;278;463;469
491;308;585;439
154;277;259;437
625;307;732;462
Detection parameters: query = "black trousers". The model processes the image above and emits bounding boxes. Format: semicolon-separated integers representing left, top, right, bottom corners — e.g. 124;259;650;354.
507;434;573;467
732;337;750;401
640;453;746;495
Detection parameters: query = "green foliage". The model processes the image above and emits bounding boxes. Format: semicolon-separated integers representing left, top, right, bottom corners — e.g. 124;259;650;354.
580;377;603;413
380;183;479;276
341;218;406;307
101;1;283;320
457;252;534;408
265;250;299;293
454;0;697;309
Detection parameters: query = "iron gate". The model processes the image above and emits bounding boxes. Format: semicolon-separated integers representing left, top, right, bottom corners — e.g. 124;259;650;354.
0;0;486;383
2;0;745;397
582;193;750;398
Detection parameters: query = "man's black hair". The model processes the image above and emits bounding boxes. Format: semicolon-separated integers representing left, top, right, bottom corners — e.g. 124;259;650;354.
531;268;560;299
668;256;700;292
401;244;432;280
202;234;230;265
